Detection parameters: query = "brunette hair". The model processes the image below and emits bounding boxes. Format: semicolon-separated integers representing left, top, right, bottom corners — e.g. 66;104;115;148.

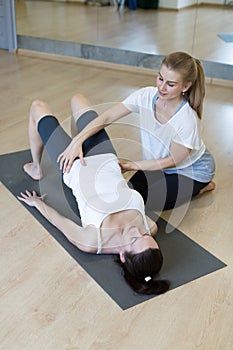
162;51;205;119
116;248;170;295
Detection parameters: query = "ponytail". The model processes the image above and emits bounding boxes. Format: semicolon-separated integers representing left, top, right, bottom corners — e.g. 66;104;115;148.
187;59;205;119
115;248;170;295
123;269;170;295
162;52;206;119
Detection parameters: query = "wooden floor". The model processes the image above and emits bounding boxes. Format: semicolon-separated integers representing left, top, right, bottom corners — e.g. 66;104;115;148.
0;43;233;349
15;0;233;65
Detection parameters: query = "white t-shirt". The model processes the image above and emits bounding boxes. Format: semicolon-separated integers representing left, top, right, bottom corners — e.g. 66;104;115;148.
122;87;215;182
63;153;150;253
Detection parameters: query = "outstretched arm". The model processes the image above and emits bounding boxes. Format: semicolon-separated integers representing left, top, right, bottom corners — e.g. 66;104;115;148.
119;142;191;172
17;190;97;253
57;102;130;173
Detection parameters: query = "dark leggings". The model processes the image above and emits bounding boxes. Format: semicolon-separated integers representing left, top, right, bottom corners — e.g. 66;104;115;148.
38;111;208;212
37;110;116;173
37;111;116;217
129;170;209;211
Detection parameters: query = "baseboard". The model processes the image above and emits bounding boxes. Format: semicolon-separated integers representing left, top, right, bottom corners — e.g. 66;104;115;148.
16;48;233;88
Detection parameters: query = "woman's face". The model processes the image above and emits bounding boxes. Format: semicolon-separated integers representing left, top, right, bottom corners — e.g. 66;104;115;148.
129;234;159;254
120;234;159;261
156;64;191;101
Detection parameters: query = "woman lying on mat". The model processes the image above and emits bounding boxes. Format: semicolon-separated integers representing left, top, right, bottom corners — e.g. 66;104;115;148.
18;98;170;296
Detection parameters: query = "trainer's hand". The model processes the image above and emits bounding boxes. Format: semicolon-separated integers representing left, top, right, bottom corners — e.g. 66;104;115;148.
17;190;46;207
119;160;138;173
57;138;86;173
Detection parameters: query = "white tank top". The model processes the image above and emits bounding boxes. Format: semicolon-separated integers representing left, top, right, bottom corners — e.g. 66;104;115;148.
63;153;150;253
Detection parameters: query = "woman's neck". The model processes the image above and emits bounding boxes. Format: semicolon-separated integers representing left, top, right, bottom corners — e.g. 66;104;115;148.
100;209;146;252
155;96;183;123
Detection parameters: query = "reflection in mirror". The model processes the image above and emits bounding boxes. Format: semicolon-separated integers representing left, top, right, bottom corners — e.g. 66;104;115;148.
15;0;233;65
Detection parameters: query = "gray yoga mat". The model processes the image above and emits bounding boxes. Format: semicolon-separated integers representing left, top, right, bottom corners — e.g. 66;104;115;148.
0;150;226;310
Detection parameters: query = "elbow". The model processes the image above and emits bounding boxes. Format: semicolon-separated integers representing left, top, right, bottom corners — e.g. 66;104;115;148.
166;154;187;169
72;241;96;253
163;157;177;169
80;245;96;253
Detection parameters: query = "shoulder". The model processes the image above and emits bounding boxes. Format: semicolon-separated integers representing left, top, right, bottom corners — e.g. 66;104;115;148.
180;102;198;119
137;86;158;97
124;86;157;101
75;225;99;254
145;215;158;236
174;102;199;128
122;87;158;112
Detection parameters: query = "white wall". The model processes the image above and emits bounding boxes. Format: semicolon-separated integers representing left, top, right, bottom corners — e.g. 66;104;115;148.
159;0;225;9
199;0;225;4
159;0;195;9
68;0;225;6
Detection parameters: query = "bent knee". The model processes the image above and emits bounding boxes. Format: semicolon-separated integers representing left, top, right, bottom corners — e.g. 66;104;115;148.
70;93;86;107
30;99;52;121
30;99;49;114
70;93;92;119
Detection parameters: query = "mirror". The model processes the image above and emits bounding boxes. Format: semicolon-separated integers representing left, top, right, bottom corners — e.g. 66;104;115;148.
15;0;233;66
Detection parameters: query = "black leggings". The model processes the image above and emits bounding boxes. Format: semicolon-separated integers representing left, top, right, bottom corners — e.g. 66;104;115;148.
37;110;116;173
129;170;209;211
37;111;208;212
37;111;117;217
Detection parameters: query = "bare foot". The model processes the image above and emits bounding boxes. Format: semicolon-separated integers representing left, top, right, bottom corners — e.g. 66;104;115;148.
199;181;216;195
23;162;42;180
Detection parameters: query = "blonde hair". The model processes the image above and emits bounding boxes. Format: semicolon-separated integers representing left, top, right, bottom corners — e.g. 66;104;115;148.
162;52;205;119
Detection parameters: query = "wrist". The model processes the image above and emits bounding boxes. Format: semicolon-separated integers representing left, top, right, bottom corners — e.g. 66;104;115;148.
131;161;141;171
75;132;85;143
34;198;43;208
